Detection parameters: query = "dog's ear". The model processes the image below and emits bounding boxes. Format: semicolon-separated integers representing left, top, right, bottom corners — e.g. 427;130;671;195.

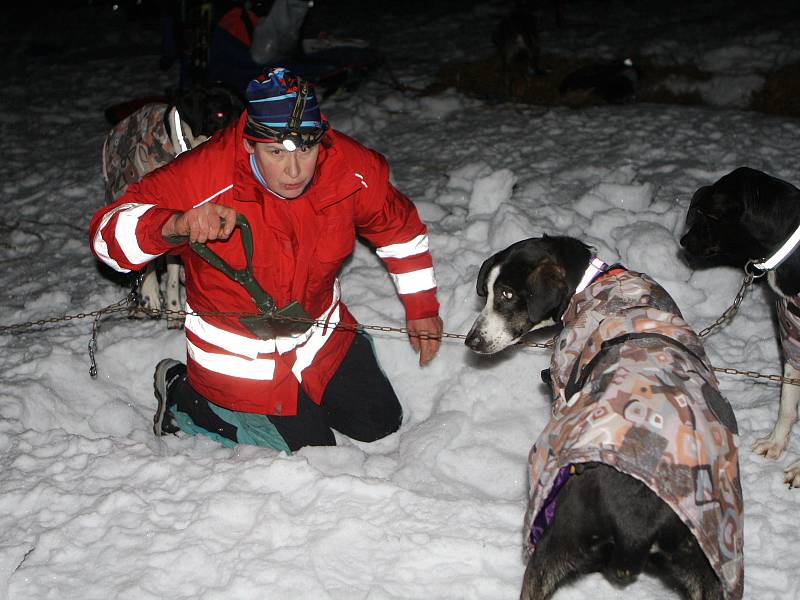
686;185;710;225
525;261;570;324
476;251;505;297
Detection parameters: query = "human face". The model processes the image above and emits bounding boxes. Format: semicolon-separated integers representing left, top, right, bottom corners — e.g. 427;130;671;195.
244;139;320;199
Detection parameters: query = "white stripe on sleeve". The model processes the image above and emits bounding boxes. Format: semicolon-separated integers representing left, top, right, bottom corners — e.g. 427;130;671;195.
390;267;437;295
115;203;162;266
375;234;429;259
92;203;141;272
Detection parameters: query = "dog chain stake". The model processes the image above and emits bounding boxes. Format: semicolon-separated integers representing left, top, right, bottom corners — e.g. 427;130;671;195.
88;312;101;378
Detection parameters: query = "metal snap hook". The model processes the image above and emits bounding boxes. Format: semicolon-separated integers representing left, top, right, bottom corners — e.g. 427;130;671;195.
744;259;766;279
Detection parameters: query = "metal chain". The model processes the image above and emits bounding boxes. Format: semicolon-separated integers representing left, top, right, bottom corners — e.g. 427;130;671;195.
0;298;132;335
712;365;800;386
697;271;756;338
121;305;558;347
692;267;800;385
1;271;796;384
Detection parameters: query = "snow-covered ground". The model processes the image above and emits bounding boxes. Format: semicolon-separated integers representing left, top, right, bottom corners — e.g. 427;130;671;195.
2;1;800;598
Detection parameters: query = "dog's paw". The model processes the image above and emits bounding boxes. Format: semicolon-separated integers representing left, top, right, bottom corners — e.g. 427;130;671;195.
783;459;800;488
752;434;789;460
166;316;185;330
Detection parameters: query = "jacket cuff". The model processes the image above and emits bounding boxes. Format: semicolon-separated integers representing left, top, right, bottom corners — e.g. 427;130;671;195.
401;288;440;321
137;207;185;255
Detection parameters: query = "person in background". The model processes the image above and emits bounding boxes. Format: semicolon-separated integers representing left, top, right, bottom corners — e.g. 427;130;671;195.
207;0;377;96
89;67;443;453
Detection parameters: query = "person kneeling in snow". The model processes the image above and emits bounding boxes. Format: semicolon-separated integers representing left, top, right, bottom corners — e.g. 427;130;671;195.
89;67;443;453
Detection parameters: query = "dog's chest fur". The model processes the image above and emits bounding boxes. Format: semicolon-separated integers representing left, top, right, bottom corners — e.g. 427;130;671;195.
526;270;743;598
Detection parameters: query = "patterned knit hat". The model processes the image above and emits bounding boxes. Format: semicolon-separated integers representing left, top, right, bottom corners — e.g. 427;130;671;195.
243;67;326;145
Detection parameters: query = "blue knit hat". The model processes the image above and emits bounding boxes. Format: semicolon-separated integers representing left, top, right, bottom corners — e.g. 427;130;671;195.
243;67;326;144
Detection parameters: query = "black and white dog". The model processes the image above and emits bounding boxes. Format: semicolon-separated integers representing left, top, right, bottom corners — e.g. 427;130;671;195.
680;166;800;487
466;236;742;600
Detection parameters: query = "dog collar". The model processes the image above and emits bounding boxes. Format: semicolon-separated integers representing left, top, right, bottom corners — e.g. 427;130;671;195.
752;222;800;271
575;257;608;294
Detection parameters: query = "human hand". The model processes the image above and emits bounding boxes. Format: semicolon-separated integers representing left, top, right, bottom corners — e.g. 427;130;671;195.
406;316;443;366
162;203;238;244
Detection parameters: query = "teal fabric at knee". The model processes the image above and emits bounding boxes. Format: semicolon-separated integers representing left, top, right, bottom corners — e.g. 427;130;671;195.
173;403;292;454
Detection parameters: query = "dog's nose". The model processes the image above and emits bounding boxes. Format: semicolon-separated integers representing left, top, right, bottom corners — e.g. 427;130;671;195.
465;332;483;350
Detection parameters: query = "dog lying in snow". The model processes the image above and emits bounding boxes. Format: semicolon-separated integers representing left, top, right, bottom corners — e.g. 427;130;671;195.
466;236;743;600
559;58;640;104
681;166;800;487
101;86;242;327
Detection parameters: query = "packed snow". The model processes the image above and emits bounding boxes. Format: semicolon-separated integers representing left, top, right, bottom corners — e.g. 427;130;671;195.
1;1;800;598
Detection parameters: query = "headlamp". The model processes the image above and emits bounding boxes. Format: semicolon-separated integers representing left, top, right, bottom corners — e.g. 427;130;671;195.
246;77;328;150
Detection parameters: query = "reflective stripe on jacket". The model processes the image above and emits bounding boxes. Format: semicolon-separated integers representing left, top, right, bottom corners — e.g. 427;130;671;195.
89;111;439;415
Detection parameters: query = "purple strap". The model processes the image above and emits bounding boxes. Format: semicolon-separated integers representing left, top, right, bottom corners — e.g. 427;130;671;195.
530;465;572;546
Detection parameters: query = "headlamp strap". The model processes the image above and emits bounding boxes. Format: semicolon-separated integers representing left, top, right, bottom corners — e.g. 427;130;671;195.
286;79;309;135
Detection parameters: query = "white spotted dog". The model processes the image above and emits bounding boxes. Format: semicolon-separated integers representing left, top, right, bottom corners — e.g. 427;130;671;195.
681;166;800;487
101;86;243;327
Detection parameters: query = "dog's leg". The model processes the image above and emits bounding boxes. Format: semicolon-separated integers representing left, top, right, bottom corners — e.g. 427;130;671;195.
783;458;800;487
752;362;800;460
164;256;184;329
520;473;610;600
132;262;161;318
522;31;542;76
519;526;582;600
501;53;512;96
652;553;723;600
553;0;564;28
649;534;724;600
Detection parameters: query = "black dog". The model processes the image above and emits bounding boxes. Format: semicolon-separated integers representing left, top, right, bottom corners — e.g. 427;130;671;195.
466;236;742;600
559;58;640;104
681;166;800;487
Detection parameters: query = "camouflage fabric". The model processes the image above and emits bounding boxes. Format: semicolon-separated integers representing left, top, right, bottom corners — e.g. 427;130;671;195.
777;296;800;370
101;104;177;202
524;269;743;599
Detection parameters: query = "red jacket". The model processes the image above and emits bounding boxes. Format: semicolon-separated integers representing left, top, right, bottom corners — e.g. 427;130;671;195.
90;112;439;416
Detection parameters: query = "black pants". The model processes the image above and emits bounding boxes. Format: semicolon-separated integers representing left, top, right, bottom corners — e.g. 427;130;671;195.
172;333;403;452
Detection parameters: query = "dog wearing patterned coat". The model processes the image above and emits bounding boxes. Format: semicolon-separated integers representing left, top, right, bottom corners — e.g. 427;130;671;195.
101;87;243;327
466;236;743;600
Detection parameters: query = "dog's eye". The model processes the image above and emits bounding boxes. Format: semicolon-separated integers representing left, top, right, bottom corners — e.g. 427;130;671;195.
694;208;720;222
501;289;514;300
